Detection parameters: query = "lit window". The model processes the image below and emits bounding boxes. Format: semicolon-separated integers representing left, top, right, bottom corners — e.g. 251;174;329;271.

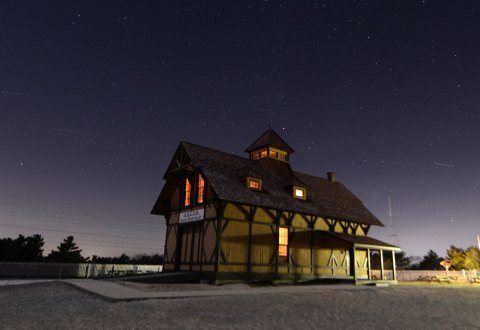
260;150;267;158
269;150;278;158
185;179;191;206
197;174;205;204
294;187;306;200
278;227;288;258
248;178;262;190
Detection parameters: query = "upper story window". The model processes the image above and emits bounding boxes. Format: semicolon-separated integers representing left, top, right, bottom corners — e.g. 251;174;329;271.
293;186;306;200
197;174;205;204
184;178;192;206
247;177;262;190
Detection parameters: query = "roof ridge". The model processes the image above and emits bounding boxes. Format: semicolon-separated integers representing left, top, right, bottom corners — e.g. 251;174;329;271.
181;141;251;162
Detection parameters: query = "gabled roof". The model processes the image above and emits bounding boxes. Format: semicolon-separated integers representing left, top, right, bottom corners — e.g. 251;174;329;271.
157;141;383;227
245;129;295;153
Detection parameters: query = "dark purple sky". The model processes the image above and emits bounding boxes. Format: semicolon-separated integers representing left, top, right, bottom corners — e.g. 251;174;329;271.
1;1;479;258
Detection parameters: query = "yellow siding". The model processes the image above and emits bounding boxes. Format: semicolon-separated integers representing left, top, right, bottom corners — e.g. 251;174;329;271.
313;218;329;231
219;264;248;273
220;220;249;264
251;265;275;273
290;230;311;268
251;223;275;266
355;249;368;277
224;203;246;220
278;266;289;274
291;214;308;228
254;207;274;224
313;248;349;276
334;221;343;233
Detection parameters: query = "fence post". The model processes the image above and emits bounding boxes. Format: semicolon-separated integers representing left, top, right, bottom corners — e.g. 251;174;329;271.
58;264;63;279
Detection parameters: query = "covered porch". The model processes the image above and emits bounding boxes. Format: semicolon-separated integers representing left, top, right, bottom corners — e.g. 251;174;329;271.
317;231;401;285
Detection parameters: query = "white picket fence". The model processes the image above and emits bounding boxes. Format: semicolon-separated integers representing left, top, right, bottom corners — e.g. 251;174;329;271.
0;261;163;279
395;269;478;282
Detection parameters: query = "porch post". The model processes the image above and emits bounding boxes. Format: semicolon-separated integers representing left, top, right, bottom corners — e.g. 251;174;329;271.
367;248;371;280
392;250;397;281
380;249;384;280
350;246;357;282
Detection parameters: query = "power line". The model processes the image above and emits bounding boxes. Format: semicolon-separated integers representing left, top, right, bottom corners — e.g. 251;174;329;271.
0;200;162;225
0;210;162;232
0;231;164;251
0;222;161;242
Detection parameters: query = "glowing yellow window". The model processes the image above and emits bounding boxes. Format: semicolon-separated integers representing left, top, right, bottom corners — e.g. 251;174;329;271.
260;150;267;158
247;178;262;190
294;187;306;200
197;174;205;204
185;179;192;206
278;227;288;257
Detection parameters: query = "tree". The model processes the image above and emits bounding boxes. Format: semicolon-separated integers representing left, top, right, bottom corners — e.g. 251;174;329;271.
131;253;164;265
447;245;466;269
0;234;44;261
47;236;86;263
417;250;443;270
464;246;480;270
395;251;412;270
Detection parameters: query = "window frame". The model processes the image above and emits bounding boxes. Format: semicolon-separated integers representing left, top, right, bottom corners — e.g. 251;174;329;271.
246;177;262;190
293;186;307;200
197;174;205;204
278;227;289;262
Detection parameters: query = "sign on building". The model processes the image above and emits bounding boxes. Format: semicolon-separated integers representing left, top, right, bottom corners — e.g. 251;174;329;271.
179;208;205;224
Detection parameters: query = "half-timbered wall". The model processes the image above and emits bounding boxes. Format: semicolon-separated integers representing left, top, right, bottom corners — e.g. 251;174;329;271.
216;202;368;278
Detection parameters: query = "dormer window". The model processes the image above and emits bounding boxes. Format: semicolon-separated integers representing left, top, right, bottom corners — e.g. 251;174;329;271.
247;177;262;190
293;186;306;200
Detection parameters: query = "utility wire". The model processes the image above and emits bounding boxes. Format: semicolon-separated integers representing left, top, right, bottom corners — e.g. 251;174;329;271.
0;200;161;225
0;210;161;232
0;222;161;242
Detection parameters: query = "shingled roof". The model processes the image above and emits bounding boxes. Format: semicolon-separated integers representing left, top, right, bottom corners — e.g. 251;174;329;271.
244;128;295;153
177;141;384;227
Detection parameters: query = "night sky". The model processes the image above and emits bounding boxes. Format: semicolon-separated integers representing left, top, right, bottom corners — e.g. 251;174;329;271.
1;1;479;259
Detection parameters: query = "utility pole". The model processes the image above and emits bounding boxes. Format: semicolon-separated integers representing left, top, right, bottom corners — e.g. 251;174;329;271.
388;194;400;247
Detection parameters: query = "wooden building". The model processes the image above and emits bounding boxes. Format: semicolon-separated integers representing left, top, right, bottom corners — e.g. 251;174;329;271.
151;129;400;284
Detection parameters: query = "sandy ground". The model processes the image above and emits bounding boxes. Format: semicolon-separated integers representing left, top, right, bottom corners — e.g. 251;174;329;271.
1;281;479;330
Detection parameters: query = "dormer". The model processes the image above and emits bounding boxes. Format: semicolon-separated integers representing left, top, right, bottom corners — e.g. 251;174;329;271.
245;129;294;163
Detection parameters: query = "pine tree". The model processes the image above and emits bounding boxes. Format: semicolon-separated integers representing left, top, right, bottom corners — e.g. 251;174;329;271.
47;236;86;263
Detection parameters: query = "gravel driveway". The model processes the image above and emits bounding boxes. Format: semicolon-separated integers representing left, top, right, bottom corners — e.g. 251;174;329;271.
1;281;479;329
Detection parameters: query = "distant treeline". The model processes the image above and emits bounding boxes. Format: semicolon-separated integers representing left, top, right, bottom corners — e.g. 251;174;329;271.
0;234;163;265
389;247;480;270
